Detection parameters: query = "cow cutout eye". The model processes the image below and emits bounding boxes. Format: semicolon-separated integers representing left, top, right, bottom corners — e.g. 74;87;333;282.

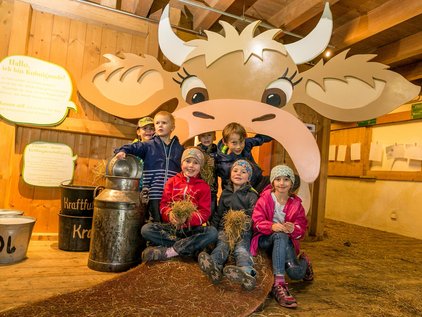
181;76;209;105
261;78;293;108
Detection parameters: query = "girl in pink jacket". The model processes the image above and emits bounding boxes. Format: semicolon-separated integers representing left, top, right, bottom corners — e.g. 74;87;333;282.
251;165;313;309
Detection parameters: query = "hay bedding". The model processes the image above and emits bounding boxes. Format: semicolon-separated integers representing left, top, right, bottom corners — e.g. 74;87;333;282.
0;254;272;317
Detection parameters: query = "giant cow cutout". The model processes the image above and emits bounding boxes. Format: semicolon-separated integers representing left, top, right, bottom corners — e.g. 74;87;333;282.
78;3;420;201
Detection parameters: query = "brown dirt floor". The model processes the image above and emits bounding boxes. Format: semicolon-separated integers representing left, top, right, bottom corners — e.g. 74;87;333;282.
1;219;421;317
251;219;422;317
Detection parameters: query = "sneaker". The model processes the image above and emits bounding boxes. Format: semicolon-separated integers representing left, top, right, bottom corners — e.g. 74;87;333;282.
299;252;314;281
223;265;257;291
272;283;297;308
198;251;222;284
141;246;168;263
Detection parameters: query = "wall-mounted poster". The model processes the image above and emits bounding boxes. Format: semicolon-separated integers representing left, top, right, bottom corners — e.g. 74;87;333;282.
0;55;76;125
22;142;77;187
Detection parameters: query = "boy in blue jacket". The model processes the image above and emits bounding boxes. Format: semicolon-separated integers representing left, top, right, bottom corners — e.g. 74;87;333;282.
114;111;184;222
215;122;272;194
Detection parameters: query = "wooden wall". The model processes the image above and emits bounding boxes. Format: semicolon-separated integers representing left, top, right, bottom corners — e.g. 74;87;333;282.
0;0;161;235
0;0;330;238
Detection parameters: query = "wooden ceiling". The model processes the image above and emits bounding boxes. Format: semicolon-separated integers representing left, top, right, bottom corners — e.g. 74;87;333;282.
89;0;422;89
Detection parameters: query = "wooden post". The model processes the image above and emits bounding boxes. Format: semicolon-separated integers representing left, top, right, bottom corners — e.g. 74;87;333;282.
309;116;331;238
0;1;33;209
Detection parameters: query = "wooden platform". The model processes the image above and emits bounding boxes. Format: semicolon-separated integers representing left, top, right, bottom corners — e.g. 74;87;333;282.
1;220;422;316
0;240;117;312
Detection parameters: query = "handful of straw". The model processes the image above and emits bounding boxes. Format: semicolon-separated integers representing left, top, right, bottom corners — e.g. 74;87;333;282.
223;209;251;250
92;160;107;186
171;199;197;228
200;155;215;187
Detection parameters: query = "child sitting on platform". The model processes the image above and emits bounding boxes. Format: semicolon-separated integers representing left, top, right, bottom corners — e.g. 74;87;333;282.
251;165;313;309
141;147;218;262
199;159;258;290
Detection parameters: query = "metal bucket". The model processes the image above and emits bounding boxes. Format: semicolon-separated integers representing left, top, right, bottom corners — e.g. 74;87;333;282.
88;176;143;272
0;209;24;217
0;216;36;264
58;214;93;252
106;154;143;178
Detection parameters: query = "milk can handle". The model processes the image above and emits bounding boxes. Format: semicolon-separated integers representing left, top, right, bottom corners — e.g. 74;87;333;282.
94;186;105;198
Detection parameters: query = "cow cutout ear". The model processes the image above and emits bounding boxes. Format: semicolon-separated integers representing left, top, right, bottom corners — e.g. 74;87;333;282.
291;51;420;122
77;53;180;119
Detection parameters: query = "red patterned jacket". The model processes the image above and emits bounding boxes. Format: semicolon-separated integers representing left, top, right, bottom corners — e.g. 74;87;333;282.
160;172;211;228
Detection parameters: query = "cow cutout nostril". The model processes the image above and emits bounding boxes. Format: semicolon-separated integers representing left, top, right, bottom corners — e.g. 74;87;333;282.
252;114;276;122
192;111;215;120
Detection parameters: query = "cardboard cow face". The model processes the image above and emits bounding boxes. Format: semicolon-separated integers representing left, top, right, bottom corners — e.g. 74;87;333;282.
78;4;420;185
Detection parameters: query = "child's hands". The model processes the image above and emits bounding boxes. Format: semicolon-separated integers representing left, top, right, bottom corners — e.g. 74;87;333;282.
169;211;188;227
272;222;294;233
115;151;126;159
272;223;285;232
283;222;294;233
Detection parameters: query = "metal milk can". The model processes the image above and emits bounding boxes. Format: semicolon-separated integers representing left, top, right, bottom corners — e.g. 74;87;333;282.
88;175;143;272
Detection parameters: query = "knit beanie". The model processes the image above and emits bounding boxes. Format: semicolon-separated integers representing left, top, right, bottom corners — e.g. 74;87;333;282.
182;147;205;167
270;165;295;184
232;159;253;181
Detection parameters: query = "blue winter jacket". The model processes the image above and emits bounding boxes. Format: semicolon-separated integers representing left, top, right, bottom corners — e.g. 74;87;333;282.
215;134;272;190
114;135;184;200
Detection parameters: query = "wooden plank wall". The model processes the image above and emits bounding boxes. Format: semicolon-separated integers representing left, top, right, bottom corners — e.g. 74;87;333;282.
0;0;160;234
0;0;331;239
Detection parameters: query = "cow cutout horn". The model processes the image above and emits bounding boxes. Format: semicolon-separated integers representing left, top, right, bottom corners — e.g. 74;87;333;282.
159;5;195;66
284;2;333;65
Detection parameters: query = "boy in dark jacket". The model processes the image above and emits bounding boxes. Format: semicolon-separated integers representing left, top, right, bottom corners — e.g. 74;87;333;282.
215;122;272;194
114;111;184;222
197;131;218;217
199;159;258;290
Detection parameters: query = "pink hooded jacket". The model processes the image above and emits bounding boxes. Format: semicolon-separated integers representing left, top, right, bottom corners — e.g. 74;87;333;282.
250;185;308;256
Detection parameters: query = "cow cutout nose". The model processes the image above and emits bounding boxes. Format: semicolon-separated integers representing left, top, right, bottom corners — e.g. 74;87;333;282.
252;114;276;122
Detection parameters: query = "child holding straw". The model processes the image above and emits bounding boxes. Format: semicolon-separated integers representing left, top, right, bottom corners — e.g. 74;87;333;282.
141;147;218;262
251;165;313;309
198;159;258;290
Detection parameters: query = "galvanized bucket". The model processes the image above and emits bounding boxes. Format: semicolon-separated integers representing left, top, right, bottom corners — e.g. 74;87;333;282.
0;216;36;264
88;175;143;272
0;209;24;217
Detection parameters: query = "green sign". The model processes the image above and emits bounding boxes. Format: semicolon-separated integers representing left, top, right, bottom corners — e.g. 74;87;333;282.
411;103;422;119
357;118;376;127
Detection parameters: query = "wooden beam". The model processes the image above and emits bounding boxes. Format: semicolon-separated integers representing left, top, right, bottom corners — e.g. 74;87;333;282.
331;0;422;50
393;61;422;81
18;117;134;140
18;0;149;36
1;1;34;209
135;0;154;17
193;0;236;31
120;0;138;14
309;116;330;238
375;31;422;65
8;0;32;55
268;0;339;31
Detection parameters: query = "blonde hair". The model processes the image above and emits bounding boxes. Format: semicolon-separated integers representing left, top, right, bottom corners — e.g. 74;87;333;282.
222;122;247;143
154;111;175;127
